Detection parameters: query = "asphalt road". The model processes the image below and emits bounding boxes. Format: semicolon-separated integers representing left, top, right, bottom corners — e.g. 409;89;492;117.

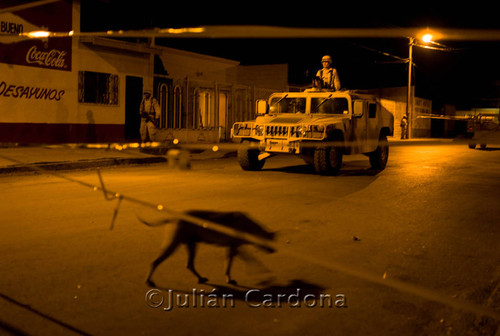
1;143;500;335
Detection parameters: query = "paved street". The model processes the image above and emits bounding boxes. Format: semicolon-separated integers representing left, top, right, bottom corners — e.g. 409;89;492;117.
1;143;500;335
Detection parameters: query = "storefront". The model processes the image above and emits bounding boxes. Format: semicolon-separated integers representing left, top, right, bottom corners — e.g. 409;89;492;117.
0;1;288;144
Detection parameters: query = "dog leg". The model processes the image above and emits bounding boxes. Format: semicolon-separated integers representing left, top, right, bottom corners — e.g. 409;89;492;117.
186;242;208;284
225;247;238;285
146;241;180;287
237;247;275;285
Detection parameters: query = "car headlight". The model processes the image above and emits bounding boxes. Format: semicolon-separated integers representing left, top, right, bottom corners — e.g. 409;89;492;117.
312;125;325;132
254;124;264;136
295;126;306;137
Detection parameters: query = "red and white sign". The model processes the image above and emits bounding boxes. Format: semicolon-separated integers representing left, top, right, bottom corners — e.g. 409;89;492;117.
0;0;72;71
25;45;68;69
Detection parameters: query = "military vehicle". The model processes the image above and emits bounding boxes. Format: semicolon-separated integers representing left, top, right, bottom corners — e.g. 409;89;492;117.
467;113;500;149
231;90;394;175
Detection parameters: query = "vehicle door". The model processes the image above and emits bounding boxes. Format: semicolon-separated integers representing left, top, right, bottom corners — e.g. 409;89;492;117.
352;100;368;154
366;101;379;152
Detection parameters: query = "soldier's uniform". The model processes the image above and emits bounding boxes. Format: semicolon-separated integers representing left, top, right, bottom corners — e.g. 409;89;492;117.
139;90;160;142
400;116;408;139
315;55;341;91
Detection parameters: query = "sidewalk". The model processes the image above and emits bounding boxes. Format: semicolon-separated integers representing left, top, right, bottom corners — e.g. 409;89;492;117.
0;143;233;175
0;138;456;175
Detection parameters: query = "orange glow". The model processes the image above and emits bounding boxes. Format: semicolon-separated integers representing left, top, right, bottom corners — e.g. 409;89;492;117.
161;27;205;34
422;34;433;43
418;29;442;42
26;30;50;38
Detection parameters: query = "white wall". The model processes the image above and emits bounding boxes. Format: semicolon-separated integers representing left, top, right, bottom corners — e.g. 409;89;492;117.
0;64;75;124
158;47;239;83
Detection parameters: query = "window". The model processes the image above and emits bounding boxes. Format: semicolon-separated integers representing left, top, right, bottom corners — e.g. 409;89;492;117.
78;71;118;105
169;85;182;128
311;97;348;114
269;97;306;114
369;103;376;118
158;83;168;128
197;89;215;128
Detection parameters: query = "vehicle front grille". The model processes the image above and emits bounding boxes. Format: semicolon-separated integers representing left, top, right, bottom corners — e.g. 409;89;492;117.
266;125;290;137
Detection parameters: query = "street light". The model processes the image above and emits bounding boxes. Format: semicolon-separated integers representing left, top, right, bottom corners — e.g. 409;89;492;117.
406;31;436;139
422;33;433;43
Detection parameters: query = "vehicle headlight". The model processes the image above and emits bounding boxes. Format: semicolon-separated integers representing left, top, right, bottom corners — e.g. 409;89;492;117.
312;125;325;132
296;126;306;137
254;124;264;136
310;125;325;139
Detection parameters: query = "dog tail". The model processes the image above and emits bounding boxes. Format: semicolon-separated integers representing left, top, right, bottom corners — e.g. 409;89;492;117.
136;215;176;227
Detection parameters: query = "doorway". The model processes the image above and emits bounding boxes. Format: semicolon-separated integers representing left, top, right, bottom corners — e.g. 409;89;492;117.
125;76;143;140
154;76;172;129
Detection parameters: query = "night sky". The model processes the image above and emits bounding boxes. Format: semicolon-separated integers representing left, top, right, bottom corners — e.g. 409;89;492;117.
81;0;500;110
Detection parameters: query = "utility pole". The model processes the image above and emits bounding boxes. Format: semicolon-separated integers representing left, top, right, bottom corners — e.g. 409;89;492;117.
406;37;414;139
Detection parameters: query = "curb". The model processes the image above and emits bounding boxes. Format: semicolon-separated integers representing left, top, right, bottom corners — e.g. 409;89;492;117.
0;138;458;175
0;156;167;175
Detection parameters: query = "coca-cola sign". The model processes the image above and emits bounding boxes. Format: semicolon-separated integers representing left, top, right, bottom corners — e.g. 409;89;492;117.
0;1;72;71
25;46;68;69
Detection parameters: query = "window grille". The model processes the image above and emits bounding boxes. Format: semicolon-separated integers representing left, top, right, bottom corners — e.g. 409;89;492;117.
78;71;119;105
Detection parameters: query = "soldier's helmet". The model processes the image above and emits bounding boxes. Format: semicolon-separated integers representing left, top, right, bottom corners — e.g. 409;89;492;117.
321;55;333;63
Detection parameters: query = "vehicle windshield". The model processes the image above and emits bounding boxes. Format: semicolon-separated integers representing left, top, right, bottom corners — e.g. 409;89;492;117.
311;97;349;114
269;97;306;114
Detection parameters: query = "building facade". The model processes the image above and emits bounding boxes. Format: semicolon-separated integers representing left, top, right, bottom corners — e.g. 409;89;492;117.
0;1;287;144
370;87;432;139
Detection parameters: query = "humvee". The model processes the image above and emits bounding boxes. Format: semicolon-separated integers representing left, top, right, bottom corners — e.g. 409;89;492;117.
467;113;500;149
231;90;394;175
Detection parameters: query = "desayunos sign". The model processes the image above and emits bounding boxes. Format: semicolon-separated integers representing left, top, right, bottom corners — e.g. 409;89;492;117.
0;81;65;101
0;1;72;71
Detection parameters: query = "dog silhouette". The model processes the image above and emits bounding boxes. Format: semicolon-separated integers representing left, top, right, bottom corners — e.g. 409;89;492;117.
139;210;276;286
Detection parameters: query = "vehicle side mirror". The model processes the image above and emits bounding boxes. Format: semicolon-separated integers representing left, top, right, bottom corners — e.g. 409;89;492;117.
353;100;364;118
256;99;268;115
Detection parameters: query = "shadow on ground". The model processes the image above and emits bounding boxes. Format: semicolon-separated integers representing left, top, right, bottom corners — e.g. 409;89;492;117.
153;279;337;307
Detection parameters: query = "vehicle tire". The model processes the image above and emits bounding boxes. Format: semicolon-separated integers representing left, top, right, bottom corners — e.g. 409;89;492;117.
369;134;389;170
468;143;477;149
237;142;265;171
480;144;487;149
314;145;342;175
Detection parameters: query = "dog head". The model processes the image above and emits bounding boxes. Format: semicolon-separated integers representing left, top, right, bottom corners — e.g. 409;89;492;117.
259;236;277;253
186;210;277;252
222;211;277;254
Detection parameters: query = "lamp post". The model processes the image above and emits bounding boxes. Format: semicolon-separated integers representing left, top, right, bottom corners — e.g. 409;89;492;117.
406;37;415;139
406;33;435;139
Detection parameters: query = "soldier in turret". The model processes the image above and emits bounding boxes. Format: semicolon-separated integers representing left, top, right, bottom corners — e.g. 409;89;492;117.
315;55;341;91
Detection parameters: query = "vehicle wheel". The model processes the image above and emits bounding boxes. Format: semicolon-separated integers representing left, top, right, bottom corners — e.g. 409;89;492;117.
314;145;342;175
237;142;265;171
480;144;487;149
468;143;477;149
369;134;389;170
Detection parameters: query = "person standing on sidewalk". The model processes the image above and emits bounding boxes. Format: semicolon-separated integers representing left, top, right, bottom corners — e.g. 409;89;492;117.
400;115;408;139
139;90;160;142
